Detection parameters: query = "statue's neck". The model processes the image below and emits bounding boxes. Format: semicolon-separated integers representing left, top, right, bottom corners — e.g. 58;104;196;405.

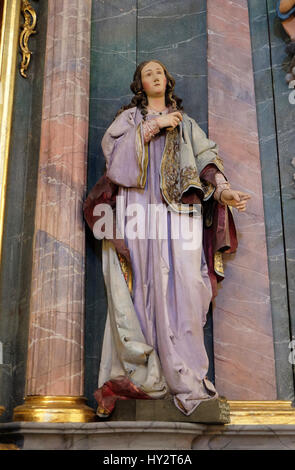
147;96;166;112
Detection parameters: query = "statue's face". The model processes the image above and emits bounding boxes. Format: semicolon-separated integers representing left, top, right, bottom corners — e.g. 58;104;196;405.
141;61;167;98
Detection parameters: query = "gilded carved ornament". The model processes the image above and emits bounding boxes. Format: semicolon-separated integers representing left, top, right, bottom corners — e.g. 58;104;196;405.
19;0;37;78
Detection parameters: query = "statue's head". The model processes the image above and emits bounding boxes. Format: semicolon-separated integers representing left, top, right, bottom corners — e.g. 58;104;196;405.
130;60;176;102
127;60;182;117
115;60;183;119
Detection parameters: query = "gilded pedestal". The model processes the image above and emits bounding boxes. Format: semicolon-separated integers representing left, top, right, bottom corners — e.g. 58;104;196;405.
13;396;94;423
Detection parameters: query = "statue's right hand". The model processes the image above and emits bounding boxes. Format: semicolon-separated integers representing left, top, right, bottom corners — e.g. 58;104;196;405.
156;111;183;129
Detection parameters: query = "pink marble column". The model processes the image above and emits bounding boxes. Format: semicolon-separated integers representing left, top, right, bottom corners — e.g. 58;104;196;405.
207;0;277;399
25;0;91;396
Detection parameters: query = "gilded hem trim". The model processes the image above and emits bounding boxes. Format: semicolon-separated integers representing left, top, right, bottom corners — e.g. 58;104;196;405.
214;251;224;277
160;129;178;207
210;156;225;175
136;123;149;188
96;406;111;417
118;253;133;296
203;189;215;201
200;157;225;201
180;180;203;200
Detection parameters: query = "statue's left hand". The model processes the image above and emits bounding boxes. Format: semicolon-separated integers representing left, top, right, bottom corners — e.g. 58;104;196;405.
220;189;251;212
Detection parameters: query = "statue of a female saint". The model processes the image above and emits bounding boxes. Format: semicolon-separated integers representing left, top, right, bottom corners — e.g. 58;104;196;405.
83;60;250;417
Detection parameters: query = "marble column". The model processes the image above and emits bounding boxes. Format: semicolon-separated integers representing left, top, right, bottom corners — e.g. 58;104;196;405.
207;0;277;399
14;0;94;421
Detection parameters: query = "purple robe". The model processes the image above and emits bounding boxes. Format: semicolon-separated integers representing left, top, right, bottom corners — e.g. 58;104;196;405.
84;107;237;416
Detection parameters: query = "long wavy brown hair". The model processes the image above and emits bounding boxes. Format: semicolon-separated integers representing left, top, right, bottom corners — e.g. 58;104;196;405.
116;60;183;120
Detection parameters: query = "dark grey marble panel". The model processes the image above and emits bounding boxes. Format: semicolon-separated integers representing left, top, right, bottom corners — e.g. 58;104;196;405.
0;0;48;421
89;1;137;165
85;0;137;410
266;0;295;390
248;0;294;399
137;0;208;130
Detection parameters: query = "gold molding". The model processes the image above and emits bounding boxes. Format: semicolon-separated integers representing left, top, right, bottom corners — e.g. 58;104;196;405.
13;396;96;423
0;0;21;264
10;399;295;424
0;443;20;450
20;0;37;78
0;405;5;416
228;400;295;425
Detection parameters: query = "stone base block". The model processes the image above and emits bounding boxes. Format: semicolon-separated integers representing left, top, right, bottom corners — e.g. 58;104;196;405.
110;397;230;424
